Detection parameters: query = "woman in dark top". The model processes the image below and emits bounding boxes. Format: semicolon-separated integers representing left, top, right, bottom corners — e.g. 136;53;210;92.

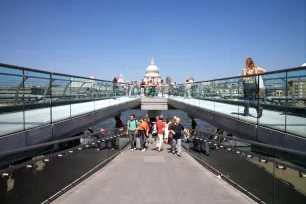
170;118;185;156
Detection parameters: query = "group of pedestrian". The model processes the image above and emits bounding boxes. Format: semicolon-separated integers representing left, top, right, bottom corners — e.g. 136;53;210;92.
125;79;175;98
126;114;187;156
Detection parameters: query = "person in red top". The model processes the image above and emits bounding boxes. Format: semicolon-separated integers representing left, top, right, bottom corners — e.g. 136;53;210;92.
155;115;165;152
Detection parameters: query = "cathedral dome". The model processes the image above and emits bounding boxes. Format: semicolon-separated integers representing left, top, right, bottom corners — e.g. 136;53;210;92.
146;57;160;73
143;56;161;83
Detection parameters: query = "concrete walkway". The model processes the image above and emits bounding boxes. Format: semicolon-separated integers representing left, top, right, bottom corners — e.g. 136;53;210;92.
53;144;256;204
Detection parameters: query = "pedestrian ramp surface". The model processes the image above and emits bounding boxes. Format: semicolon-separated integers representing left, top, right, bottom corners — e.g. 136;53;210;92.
53;144;256;204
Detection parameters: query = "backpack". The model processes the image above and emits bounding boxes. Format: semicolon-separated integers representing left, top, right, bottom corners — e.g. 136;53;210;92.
128;120;138;128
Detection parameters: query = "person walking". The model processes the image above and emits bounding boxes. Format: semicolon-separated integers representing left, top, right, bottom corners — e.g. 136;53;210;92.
164;118;171;144
155;116;165;152
167;117;175;147
170;117;185;156
136;117;149;152
146;117;153;145
242;57;266;118
126;114;138;151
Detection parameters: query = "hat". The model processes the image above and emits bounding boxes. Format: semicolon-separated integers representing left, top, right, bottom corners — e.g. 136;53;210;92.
173;116;177;119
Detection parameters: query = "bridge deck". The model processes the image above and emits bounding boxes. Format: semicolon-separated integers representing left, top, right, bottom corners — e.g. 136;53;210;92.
53;143;255;204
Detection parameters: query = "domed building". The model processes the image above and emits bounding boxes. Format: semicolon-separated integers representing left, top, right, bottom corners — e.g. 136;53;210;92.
143;57;162;84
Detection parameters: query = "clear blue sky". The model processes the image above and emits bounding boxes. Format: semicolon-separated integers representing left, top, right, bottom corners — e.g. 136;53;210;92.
0;0;305;83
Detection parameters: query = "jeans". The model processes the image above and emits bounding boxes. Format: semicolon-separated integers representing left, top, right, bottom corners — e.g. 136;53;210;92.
129;131;136;149
172;138;182;154
148;133;154;143
243;83;259;114
139;130;146;149
156;134;163;150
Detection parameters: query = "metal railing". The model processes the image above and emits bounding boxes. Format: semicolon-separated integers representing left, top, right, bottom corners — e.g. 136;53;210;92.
0;63;134;136
182;129;306;204
167;66;306;137
0;127;129;204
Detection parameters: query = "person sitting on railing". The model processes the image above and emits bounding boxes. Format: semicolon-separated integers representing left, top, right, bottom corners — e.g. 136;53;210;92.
80;127;94;145
242;57;267;118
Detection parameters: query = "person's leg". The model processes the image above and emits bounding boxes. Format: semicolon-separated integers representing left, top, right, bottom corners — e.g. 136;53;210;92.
156;134;160;150
135;133;139;149
158;134;163;151
243;84;250;115
177;139;182;156
250;88;263;118
140;132;144;150
172;138;177;153
129;131;134;150
148;133;152;144
143;134;147;149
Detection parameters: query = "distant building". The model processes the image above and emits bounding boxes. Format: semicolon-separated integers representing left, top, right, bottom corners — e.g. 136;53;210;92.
289;80;306;98
143;56;162;84
166;76;172;85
